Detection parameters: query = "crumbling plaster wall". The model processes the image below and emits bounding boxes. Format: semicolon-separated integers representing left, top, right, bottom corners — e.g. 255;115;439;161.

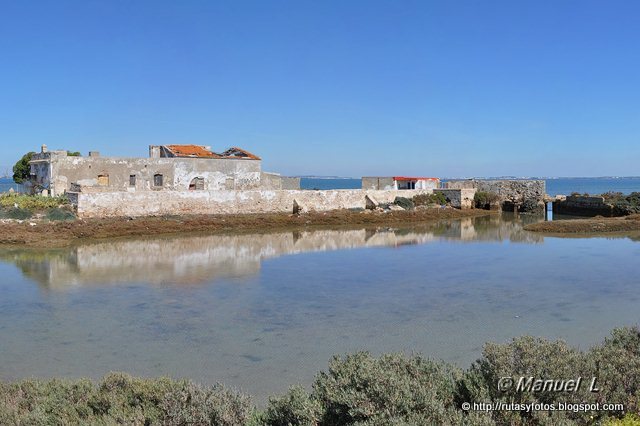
43;155;261;195
73;189;445;218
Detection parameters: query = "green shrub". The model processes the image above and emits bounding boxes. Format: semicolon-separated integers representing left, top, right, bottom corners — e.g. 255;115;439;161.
393;197;414;210
605;413;640;425
46;207;76;221
0;207;33;220
91;372;175;424
12;152;35;184
312;352;470;425
161;381;252;426
413;192;447;206
474;192;500;209
461;336;595;425
261;385;322;426
588;326;640;415
0;378;96;425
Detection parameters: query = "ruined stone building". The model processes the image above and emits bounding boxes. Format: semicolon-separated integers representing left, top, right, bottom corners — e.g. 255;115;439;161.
29;144;299;196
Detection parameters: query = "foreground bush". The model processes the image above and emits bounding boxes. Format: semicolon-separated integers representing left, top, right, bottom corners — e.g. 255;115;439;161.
1;327;639;425
0;373;251;425
311;352;492;426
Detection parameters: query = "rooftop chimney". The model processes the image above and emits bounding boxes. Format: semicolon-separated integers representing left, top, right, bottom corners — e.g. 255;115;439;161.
89;151;100;158
41;144;48;153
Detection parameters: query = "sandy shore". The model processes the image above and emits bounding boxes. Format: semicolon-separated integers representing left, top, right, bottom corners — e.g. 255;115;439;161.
0;208;494;248
524;214;640;233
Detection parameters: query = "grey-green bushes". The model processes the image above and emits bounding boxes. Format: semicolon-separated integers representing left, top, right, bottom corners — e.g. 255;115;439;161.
1;327;639;425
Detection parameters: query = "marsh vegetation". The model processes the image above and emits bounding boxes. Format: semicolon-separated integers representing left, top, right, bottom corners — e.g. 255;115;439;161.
1;327;639;425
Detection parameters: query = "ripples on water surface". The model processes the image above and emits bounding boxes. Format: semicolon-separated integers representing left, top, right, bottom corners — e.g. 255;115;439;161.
1;213;639;401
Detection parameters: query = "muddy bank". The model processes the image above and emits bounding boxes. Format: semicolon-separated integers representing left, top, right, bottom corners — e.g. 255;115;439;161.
524;214;640;233
0;208;493;248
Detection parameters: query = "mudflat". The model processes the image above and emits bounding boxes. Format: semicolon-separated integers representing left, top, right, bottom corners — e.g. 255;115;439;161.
524;214;640;233
0;208;493;247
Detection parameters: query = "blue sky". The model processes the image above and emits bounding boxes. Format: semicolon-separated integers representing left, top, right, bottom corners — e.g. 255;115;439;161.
1;0;639;178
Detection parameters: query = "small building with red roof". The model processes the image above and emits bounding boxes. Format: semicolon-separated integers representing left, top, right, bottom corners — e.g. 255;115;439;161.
362;176;441;191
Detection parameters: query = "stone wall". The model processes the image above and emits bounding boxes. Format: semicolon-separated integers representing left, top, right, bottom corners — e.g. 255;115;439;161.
434;189;476;209
362;177;396;190
281;177;301;190
444;179;545;203
72;189;455;218
553;195;615;217
260;173;301;190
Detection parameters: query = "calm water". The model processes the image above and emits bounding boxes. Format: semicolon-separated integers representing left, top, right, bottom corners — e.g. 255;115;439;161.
0;178;25;193
1;214;639;401
301;177;640;195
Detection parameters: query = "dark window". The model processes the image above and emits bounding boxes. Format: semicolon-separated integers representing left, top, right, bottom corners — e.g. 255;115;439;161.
189;177;205;190
154;174;163;187
129;175;136;186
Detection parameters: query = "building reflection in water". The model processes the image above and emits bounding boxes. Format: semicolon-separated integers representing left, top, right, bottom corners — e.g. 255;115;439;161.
0;213;545;289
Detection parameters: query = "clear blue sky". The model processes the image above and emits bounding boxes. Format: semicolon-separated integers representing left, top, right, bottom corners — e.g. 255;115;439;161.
1;0;639;178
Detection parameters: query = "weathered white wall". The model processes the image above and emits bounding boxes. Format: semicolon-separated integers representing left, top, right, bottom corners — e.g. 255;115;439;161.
30;151;262;196
74;189;443;218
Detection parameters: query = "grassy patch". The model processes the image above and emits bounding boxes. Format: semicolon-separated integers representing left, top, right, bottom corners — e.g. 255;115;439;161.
413;192;447;206
0;193;69;211
0;194;75;221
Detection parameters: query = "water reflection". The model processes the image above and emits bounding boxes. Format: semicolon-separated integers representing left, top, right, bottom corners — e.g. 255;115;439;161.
1;214;544;289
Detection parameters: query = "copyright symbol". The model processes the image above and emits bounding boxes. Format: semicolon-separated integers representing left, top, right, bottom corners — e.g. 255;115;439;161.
498;377;514;392
462;402;470;411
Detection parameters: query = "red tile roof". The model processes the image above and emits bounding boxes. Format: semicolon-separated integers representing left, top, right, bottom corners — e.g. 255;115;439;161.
163;145;261;160
393;176;440;181
219;147;261;160
165;145;221;158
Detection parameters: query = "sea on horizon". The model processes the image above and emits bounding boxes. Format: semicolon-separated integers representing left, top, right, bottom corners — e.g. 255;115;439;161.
2;177;640;197
300;177;640;196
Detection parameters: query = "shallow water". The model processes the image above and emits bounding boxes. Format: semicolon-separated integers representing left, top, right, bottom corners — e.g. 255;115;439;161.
1;213;639;401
